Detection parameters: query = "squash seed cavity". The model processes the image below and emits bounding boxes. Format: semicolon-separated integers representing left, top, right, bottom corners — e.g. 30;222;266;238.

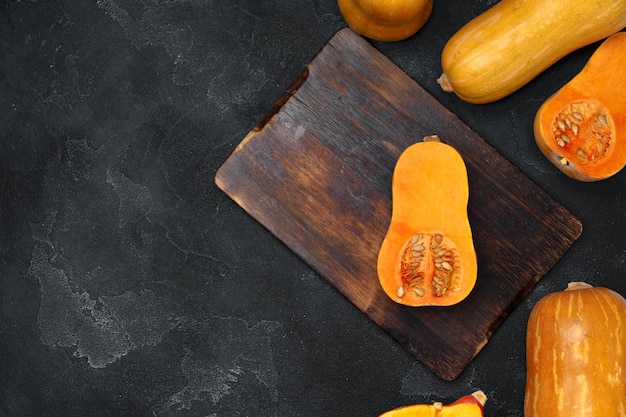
551;99;614;164
397;232;461;299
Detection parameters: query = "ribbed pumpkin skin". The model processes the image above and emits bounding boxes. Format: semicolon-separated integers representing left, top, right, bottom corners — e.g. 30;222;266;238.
525;282;626;417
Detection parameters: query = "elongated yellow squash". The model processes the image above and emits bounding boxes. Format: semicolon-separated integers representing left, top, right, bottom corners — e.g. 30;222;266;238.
438;0;626;104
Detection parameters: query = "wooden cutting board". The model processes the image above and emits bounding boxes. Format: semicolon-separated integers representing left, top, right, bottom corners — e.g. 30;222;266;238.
214;28;582;381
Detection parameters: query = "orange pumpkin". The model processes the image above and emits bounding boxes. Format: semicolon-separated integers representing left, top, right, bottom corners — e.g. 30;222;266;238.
378;136;477;307
379;390;487;417
525;281;626;417
534;32;626;182
337;0;433;42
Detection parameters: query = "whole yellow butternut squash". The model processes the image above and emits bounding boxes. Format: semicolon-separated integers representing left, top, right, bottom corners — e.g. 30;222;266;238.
438;0;626;104
525;282;626;417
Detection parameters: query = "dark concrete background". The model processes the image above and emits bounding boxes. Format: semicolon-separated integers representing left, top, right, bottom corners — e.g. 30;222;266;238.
1;1;625;416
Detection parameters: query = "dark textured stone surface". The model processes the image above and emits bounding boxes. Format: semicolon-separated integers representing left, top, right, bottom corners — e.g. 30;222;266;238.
1;1;624;416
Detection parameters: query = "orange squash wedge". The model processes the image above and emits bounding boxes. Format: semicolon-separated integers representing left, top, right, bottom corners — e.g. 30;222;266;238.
379;390;487;417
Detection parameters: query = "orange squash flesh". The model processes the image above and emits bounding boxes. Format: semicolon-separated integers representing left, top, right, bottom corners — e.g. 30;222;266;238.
525;282;626;417
337;0;433;42
534;32;626;181
379;390;487;417
378;138;477;307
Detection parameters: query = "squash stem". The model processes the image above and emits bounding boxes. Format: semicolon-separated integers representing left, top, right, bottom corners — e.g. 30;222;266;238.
565;281;594;291
471;390;488;406
437;73;454;92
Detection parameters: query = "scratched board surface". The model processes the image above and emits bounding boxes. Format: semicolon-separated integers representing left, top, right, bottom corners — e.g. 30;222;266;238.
214;28;582;381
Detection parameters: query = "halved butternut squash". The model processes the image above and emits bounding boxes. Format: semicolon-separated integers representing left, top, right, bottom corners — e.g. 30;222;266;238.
378;137;477;307
534;32;626;181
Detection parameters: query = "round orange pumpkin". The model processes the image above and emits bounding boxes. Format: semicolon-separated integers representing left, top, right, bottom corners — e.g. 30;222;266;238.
337;0;433;42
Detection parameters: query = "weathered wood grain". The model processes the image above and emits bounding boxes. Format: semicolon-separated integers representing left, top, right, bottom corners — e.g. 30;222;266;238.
215;28;582;381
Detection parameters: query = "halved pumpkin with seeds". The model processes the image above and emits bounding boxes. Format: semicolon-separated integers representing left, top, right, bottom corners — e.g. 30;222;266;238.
378;136;477;307
534;32;626;182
